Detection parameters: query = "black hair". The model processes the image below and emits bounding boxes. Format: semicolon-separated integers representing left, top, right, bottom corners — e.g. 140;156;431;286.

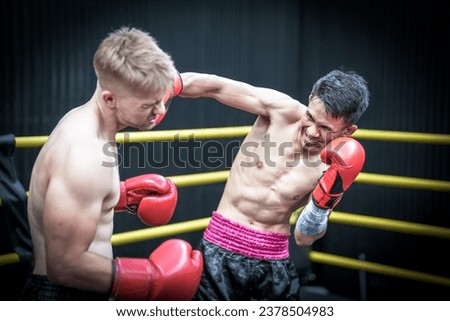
310;69;370;124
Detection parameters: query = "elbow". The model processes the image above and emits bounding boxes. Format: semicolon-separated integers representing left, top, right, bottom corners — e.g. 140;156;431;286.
294;234;314;247
46;266;63;284
294;229;325;247
46;260;72;286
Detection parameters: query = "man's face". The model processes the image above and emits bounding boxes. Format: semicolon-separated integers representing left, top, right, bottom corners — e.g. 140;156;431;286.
115;88;167;131
300;96;355;154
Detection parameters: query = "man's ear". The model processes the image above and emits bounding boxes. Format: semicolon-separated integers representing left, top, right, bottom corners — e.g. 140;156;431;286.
102;90;115;108
343;124;358;137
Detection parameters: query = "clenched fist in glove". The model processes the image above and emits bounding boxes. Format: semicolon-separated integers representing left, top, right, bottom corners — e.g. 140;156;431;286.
152;71;183;129
312;136;365;209
111;239;203;301
296;137;365;237
115;174;177;226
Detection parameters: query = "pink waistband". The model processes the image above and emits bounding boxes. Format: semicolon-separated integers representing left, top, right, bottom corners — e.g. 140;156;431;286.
203;211;290;260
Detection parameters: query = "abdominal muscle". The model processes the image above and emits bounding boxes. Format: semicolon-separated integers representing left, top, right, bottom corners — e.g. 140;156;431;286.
216;156;320;234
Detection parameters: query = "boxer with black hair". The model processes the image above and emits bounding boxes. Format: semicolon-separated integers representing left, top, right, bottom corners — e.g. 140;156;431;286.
179;69;369;300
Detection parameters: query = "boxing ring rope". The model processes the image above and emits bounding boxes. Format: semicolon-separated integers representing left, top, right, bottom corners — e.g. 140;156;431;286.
2;205;450;286
12;126;450;148
0;170;449;207
108;206;450;246
1;169;449;208
1;127;450;288
308;251;450;287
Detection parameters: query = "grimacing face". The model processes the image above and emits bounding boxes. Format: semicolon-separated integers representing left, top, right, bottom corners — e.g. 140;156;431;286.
299;97;356;154
112;87;167;131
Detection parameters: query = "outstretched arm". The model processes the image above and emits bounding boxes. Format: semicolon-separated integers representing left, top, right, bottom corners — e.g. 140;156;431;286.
179;72;301;121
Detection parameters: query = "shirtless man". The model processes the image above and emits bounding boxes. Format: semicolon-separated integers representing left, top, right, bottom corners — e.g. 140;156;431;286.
179;70;369;300
21;27;202;301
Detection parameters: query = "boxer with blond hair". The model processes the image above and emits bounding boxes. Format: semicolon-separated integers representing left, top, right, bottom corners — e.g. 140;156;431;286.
21;27;202;301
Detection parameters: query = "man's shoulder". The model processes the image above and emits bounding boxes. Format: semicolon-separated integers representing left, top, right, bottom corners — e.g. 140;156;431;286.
271;98;305;123
45;126;110;176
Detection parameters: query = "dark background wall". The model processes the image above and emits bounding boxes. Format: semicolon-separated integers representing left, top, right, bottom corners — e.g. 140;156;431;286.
1;0;449;300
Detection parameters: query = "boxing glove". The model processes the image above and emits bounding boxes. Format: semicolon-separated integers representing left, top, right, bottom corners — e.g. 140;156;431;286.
111;239;203;301
153;71;183;128
115;174;177;226
312;137;365;209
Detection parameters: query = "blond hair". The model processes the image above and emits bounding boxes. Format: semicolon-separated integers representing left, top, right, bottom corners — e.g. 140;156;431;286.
93;27;175;94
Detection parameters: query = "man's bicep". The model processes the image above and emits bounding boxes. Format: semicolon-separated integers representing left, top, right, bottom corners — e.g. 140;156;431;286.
43;173;103;265
213;81;289;116
227;86;303;123
181;72;302;121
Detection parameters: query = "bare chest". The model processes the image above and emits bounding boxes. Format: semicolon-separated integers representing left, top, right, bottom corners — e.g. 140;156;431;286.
232;151;323;210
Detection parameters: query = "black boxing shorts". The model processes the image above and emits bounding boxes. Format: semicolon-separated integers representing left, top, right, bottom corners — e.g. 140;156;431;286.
193;211;301;300
20;274;110;301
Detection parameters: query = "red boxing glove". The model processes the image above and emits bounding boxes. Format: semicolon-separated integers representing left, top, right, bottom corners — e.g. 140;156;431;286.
153;71;183;128
111;239;203;301
312;137;365;209
115;174;177;226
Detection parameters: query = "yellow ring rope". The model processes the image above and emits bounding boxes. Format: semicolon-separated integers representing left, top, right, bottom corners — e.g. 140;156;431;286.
356;172;450;192
1;170;449;206
110;211;450;247
112;218;210;246
308;251;450;287
2;213;449;286
13;126;450;148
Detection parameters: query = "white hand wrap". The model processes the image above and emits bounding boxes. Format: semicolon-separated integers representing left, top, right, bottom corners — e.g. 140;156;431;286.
295;200;330;235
